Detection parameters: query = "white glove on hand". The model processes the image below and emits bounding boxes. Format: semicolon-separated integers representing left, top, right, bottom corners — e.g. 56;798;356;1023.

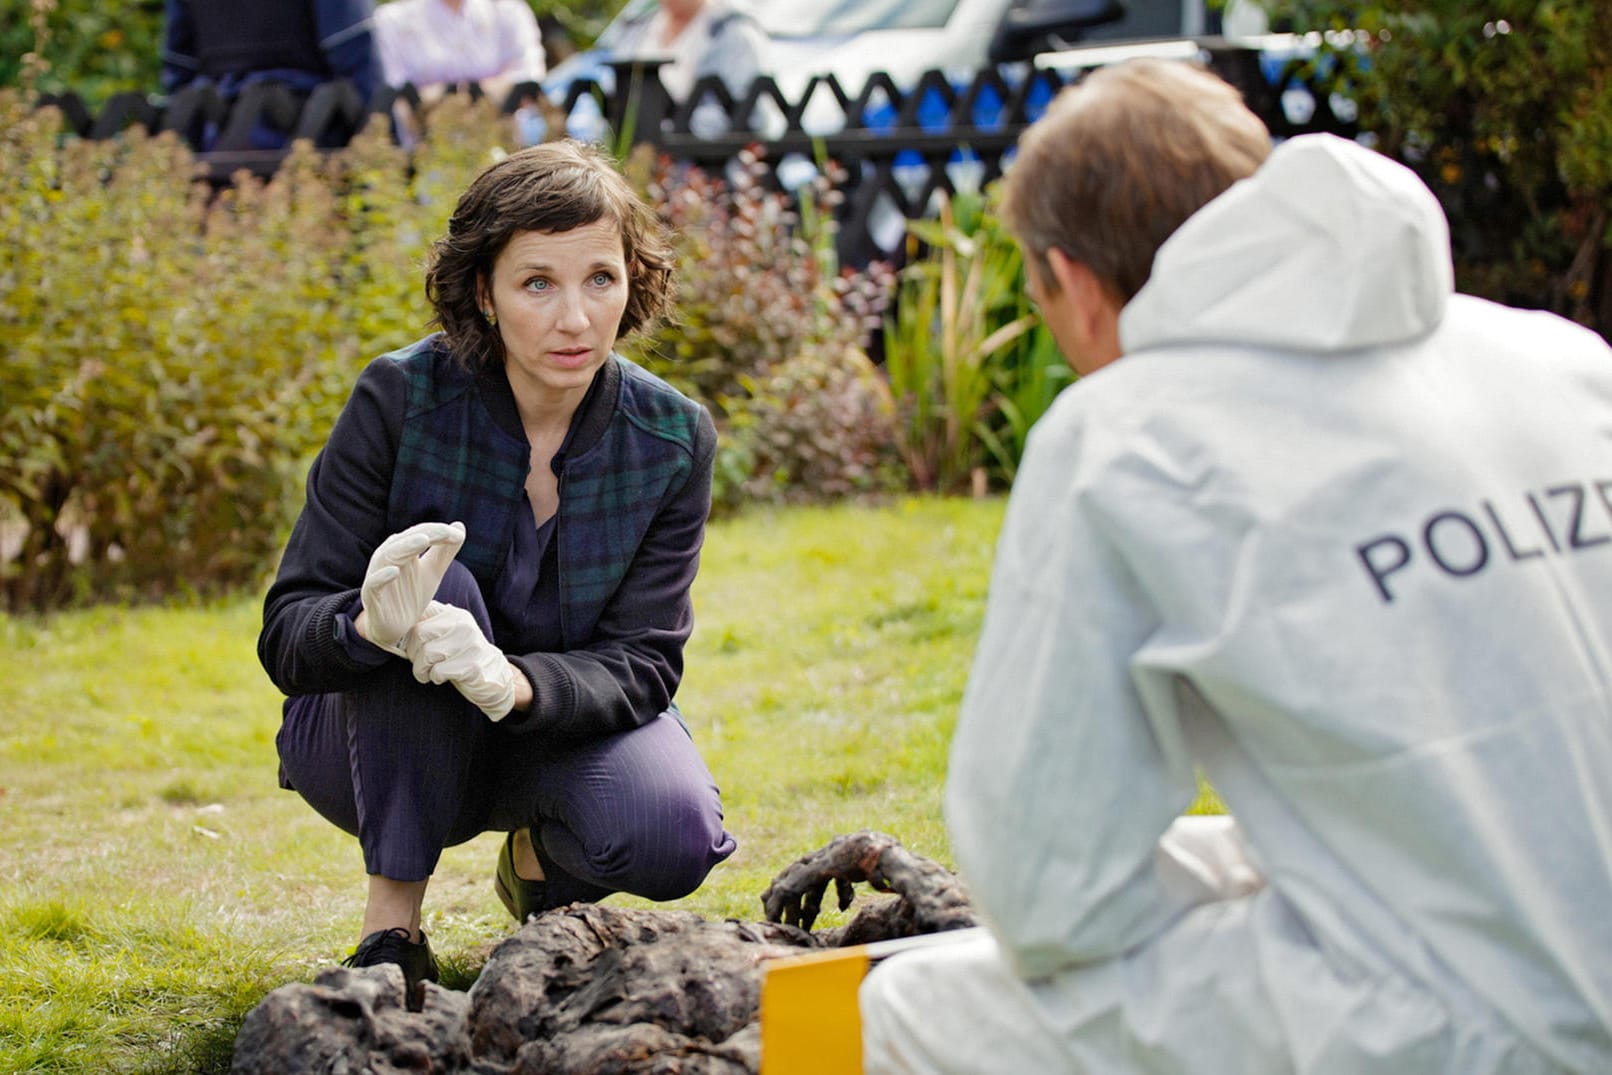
359;521;466;655
405;601;518;721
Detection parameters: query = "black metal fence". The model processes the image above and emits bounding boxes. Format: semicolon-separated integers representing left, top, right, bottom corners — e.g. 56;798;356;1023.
36;42;1356;267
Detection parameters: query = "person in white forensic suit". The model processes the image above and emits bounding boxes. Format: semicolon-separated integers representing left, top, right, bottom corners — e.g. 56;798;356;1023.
859;57;1612;1074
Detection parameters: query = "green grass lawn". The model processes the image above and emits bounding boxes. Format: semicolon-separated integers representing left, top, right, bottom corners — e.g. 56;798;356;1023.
0;494;1225;1073
0;497;1009;1073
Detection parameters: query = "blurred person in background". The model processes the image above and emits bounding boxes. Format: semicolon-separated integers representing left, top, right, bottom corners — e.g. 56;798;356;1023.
859;58;1612;1074
160;0;380;147
613;0;767;136
373;0;546;142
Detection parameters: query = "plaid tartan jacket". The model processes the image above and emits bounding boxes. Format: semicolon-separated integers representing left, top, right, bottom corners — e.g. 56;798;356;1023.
258;334;718;740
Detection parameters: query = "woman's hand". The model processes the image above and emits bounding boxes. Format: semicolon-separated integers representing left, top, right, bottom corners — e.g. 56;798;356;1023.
357;521;466;655
404;602;518;721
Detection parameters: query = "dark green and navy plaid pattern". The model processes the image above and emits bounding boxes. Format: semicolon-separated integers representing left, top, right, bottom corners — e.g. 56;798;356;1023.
384;342;702;645
385;339;528;584
556;360;702;621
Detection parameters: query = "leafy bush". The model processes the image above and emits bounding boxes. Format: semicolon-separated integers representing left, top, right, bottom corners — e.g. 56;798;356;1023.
1256;0;1612;336
632;151;904;508
0;71;1069;611
0;0;164;106
635;153;889;402
0;84;914;609
715;347;906;510
0;90;507;611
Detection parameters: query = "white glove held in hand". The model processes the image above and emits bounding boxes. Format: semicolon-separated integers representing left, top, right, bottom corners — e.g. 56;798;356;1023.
405;601;518;721
360;521;466;655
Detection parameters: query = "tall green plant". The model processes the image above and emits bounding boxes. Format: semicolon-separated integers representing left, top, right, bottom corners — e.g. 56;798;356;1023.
881;189;1040;494
952;189;1074;486
978;328;1074;486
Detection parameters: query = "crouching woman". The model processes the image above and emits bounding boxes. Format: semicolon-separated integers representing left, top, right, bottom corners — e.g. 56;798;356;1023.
258;140;737;993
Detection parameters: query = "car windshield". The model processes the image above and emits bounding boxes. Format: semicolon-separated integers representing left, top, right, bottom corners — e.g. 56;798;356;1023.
755;0;964;38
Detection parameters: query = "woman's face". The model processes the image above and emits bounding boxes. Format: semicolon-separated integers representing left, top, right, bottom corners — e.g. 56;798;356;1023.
479;219;630;411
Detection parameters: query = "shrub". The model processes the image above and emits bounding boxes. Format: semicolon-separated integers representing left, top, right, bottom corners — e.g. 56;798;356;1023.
634;153;890;403
0;90;508;611
0;87;913;609
0;0;163;106
714;347;906;511
2;77;1078;609
633;151;903;507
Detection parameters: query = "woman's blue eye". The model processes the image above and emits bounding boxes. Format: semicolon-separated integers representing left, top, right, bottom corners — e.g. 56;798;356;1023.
591;271;614;286
526;277;550;291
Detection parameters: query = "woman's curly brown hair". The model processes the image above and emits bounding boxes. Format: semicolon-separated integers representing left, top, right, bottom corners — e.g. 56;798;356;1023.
424;139;677;372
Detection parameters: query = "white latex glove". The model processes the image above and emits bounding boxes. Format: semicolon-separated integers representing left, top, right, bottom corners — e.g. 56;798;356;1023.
405;601;518;721
359;521;466;655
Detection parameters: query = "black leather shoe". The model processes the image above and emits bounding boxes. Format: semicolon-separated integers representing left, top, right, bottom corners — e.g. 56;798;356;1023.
495;830;548;924
342;927;439;1007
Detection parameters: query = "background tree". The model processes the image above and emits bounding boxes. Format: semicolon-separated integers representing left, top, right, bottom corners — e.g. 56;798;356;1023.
1257;0;1612;338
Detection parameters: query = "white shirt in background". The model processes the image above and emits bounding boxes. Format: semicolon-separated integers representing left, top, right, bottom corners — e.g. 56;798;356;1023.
631;6;716;101
374;0;545;89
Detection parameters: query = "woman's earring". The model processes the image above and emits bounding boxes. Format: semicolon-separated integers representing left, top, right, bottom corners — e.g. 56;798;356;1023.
484;308;497;327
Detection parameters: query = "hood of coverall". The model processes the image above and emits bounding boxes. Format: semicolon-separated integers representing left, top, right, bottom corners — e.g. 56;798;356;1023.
1120;133;1455;357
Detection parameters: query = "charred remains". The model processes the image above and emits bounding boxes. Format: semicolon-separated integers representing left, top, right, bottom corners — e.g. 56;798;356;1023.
231;831;972;1075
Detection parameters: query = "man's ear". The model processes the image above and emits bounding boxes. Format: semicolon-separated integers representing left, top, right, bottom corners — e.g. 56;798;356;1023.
1046;247;1125;370
1046;248;1105;326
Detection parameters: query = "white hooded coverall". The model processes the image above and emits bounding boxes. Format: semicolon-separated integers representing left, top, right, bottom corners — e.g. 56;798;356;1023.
860;134;1612;1073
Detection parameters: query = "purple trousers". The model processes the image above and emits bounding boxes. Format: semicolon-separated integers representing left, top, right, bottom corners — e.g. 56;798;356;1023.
275;566;737;908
